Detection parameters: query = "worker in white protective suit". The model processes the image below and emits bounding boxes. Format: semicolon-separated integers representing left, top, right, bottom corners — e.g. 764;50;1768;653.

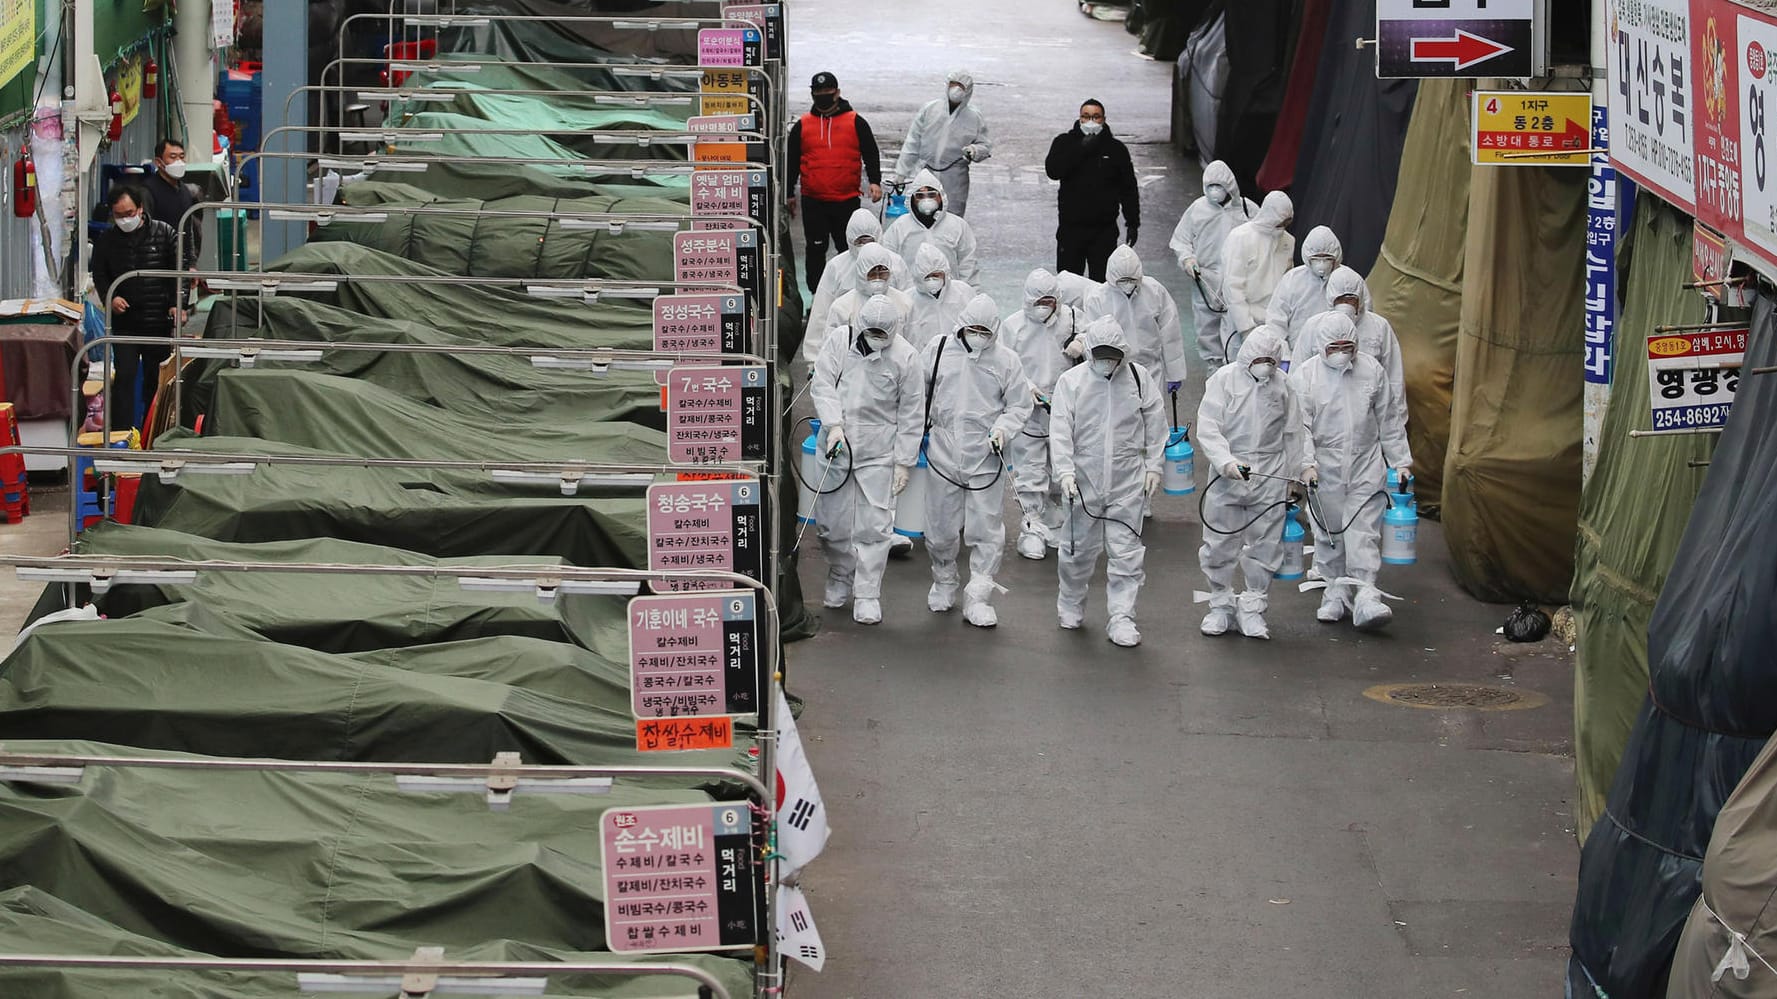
905;242;977;347
804;244;915;371
1084;246;1187;393
919;293;1034;628
884;168;981;287
807;209;913;337
1051;317;1166;648
1292;318;1413;631
1193;325;1312;640
1291;266;1407;430
1219;190;1296;363
1169;160;1257;369
809;295;927;625
893;70;992;217
999;268;1088;560
1266;225;1342;352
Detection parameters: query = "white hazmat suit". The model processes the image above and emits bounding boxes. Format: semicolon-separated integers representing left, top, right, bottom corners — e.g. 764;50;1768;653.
999;268;1087;559
1193;325;1311;640
1219;190;1296;361
1051;317;1166;648
1168;160;1257;367
804;244;916;368
884;168;982;286
893;70;992;217
1291;267;1407;431
1266;225;1342;350
1292;320;1413;631
810;295;927;625
1084;245;1188;391
905;242;977;347
807;209;913;337
919;293;1034;627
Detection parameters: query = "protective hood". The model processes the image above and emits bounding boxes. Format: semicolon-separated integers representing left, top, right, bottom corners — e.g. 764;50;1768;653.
958;293;1000;333
845;208;883;248
1203;160;1240;203
1023;267;1059;307
1237;325;1289;365
947;70;975;108
1301;225;1342;265
1106;245;1144;284
1078;316;1130;358
1324;266;1369;314
859;293;904;337
909;168;947;210
1314;312;1358;348
1254;190;1294;230
913;242;952;280
854;243;897;285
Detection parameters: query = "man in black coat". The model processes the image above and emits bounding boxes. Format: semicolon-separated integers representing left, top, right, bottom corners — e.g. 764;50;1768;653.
142;137;203;260
90;185;193;430
1044;99;1140;281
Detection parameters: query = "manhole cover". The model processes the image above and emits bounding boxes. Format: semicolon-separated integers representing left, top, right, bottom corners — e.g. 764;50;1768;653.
1363;683;1549;711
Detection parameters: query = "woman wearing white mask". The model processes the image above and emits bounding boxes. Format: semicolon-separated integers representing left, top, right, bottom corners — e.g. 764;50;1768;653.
905;243;976;348
1265;225;1343;353
883;168;982;286
893;71;992;217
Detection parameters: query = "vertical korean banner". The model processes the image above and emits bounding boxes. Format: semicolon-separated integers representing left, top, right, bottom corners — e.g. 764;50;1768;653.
0;0;32;90
1736;11;1777;259
1691;4;1741;236
1609;0;1697;210
1586;103;1619;386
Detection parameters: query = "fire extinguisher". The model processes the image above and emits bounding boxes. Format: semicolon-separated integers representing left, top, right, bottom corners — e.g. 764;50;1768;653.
11;151;35;220
143;58;159;100
107;89;123;142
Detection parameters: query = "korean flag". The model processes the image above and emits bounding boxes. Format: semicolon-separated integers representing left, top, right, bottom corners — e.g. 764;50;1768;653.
774;684;830;879
775;883;827;972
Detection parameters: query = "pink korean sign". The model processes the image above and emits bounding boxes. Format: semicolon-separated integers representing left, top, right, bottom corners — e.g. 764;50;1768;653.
646;479;765;590
626;589;760;717
601;801;758;954
665;364;768;465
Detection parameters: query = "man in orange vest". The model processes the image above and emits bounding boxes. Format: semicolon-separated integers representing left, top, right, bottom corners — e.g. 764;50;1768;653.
788;72;884;292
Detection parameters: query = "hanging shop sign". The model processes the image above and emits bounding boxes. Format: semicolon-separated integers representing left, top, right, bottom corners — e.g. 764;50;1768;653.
645;479;765;590
0;0;34;89
664;364;769;466
627;589;760;720
1376;0;1544;79
1472;91;1592;166
723;3;785;62
601;802;759;953
697;28;762;68
1586;104;1620;386
1646;327;1746;432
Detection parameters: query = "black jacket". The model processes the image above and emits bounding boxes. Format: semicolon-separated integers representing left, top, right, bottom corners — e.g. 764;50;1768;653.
1045;122;1140;232
91;218;191;334
142;171;204;259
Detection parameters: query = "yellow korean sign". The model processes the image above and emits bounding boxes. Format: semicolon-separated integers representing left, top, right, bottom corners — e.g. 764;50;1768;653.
117;56;143;127
1472;91;1592;167
0;0;35;90
700;69;753;117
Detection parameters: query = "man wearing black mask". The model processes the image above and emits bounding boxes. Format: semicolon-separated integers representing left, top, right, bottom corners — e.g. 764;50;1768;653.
787;72;884;291
1044;99;1139;281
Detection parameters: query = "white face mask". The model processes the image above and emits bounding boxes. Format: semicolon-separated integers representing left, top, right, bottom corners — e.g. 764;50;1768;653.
1091;357;1119;378
922;276;946;296
1325;349;1355;371
1116;278;1140;297
916;197;940;216
1205;184;1228;205
1079;120;1104;136
963;331;993;352
1309;257;1333;278
1334;300;1359;317
865;277;889;295
864;331;892;350
948;85;966;103
114;213;143;233
1026;302;1056;324
162;160;187;180
1249;361;1276;381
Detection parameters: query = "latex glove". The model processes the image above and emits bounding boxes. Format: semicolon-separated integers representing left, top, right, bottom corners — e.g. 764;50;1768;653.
1144;471;1161;499
1287;480;1306;504
1178;255;1195;274
892;465;911;495
1221;461;1250;481
1125;225;1138;248
1064;336;1085;359
1395;464;1412;483
988;428;1005;452
825;427;846;457
964;144;989;163
1061;474;1078;501
1302;466;1320;488
1165;380;1182;395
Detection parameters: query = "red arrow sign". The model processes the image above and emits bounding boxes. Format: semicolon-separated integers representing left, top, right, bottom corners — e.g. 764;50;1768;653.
1411;29;1513;71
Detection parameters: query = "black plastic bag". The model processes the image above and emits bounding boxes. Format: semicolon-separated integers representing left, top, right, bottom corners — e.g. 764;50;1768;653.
1503;602;1552;643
